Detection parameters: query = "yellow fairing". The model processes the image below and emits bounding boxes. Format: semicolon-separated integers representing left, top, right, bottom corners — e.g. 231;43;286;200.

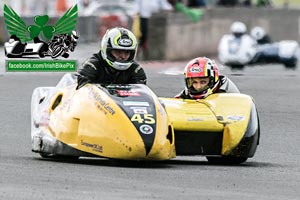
160;93;253;155
47;84;175;160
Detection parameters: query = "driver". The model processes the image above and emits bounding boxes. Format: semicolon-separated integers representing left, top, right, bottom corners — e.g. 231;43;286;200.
76;27;147;89
230;21;247;38
175;57;239;99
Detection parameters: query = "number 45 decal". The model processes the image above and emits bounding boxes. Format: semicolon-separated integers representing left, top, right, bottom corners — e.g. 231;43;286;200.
131;114;155;124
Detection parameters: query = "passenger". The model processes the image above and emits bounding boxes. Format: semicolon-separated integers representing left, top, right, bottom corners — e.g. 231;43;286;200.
76;27;147;89
175;57;239;99
251;26;272;44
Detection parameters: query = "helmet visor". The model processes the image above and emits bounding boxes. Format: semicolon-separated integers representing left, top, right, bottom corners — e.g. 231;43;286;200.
186;77;210;93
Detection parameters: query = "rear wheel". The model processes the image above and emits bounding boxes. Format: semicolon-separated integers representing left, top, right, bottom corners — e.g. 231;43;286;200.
283;56;298;69
284;62;297;69
230;64;245;70
206;156;248;165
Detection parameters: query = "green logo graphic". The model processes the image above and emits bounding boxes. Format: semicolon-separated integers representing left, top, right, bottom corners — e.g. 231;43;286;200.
3;4;79;61
4;4;78;42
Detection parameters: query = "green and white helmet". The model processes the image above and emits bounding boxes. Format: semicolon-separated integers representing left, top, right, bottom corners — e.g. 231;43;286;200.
101;27;138;71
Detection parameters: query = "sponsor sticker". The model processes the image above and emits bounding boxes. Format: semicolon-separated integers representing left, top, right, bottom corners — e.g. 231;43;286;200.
81;140;103;153
123;101;150;107
139;125;153;135
118;38;132;46
187;117;204;122
117;90;140;96
189;66;202;73
130;107;148;114
89;87;115;115
227;115;245;121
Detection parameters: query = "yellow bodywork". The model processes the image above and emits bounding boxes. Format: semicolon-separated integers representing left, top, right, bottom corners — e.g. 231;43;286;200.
45;84;176;160
160;93;254;155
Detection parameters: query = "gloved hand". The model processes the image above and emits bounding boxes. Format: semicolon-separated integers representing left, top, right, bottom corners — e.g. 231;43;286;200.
76;75;91;90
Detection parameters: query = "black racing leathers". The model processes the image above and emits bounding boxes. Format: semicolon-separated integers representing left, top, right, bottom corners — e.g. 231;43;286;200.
76;52;147;89
257;35;272;45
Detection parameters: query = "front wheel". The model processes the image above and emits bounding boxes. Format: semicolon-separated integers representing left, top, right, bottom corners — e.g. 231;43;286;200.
51;46;64;58
206;156;248;165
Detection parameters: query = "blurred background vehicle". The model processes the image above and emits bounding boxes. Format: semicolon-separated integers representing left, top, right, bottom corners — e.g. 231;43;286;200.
218;21;300;69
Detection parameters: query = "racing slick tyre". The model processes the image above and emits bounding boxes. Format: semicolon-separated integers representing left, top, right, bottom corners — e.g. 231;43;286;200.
230;64;245;70
284;62;297;69
206;156;248;165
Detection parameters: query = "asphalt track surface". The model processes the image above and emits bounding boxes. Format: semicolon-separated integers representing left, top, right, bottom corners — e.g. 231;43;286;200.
1;44;300;200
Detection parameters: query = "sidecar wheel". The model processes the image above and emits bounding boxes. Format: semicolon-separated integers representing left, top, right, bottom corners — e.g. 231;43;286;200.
206;156;248;165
